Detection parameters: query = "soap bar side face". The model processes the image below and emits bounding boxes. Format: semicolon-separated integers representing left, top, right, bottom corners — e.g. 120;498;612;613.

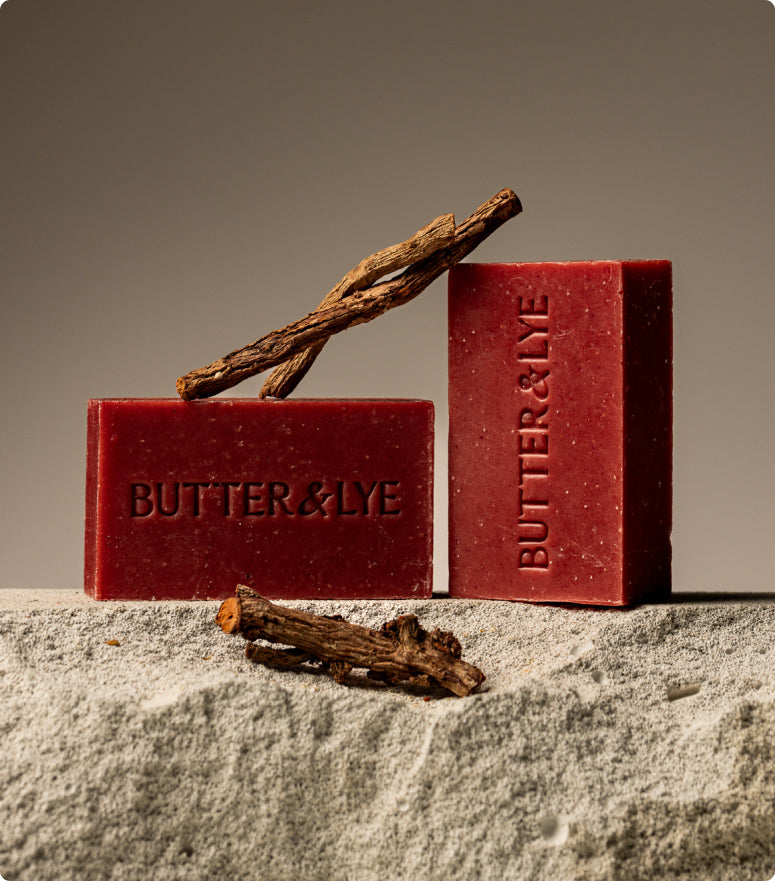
622;261;673;603
448;261;672;605
85;399;434;601
84;402;101;595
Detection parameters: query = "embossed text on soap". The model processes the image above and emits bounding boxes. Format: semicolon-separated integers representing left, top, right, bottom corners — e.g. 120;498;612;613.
516;294;549;569
128;479;402;519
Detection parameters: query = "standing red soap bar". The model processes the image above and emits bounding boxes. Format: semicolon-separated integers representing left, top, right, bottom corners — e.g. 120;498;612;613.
448;261;672;605
85;399;433;600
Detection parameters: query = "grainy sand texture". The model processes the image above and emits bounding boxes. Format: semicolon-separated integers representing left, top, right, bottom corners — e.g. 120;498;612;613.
2;590;775;881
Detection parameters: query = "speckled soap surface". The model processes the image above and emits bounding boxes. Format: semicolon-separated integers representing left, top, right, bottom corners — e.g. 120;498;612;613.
448;261;672;605
85;398;434;600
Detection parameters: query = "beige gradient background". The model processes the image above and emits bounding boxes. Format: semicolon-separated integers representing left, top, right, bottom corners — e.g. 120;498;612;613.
1;0;773;593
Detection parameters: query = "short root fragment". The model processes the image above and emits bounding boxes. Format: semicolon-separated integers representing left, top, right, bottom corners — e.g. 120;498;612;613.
217;585;485;697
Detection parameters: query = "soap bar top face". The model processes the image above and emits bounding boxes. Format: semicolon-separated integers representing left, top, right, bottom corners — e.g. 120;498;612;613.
448;261;672;606
85;399;434;600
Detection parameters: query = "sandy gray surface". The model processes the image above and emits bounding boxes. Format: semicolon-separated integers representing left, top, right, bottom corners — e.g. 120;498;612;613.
2;590;775;881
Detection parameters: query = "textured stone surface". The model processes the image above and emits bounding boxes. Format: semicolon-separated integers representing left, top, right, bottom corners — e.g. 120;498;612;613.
2;591;775;881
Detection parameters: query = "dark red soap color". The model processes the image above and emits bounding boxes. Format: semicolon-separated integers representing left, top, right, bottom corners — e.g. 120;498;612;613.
85;399;433;600
448;261;672;605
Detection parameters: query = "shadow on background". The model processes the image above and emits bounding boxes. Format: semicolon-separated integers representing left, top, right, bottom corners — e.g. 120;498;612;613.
670;591;775;604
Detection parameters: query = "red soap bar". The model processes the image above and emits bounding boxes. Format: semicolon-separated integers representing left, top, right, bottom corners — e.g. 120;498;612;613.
85;399;434;600
448;261;672;605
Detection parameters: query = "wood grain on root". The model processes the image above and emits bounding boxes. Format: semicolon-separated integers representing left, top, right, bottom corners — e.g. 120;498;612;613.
260;212;455;398
177;188;521;400
216;585;486;697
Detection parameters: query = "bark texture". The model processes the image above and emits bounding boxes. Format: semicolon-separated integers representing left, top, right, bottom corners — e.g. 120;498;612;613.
260;212;455;398
177;188;521;400
216;585;486;697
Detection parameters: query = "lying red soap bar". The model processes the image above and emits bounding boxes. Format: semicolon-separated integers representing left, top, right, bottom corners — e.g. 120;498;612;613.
85;399;433;600
448;261;672;605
